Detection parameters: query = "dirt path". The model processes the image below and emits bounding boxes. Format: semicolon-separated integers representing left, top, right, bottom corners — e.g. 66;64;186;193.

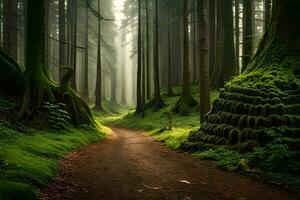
40;127;298;200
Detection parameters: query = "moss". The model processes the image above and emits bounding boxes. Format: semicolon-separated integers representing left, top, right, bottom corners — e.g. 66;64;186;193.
0;120;107;200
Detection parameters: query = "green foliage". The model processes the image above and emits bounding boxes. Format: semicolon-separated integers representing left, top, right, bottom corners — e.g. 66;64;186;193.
0;120;107;199
0;181;37;200
194;147;242;170
42;102;71;130
101;83;300;189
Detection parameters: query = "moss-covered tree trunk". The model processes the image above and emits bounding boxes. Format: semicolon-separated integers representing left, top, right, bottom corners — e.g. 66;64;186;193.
18;0;94;126
21;0;55;116
173;0;197;115
186;0;300;153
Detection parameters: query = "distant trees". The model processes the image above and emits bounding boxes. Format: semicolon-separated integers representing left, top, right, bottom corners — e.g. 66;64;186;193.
173;0;197;114
0;0;274;121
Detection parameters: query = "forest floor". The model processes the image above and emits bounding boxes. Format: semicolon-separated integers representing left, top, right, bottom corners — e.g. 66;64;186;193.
40;127;298;200
100;86;300;190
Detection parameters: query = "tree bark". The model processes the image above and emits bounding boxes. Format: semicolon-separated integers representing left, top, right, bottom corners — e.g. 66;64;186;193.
235;0;240;73
95;0;103;111
150;0;165;110
212;0;236;88
198;0;210;122
208;0;216;81
135;0;144;116
19;0;94;126
173;0;197;115
242;0;254;72
83;3;89;99
59;0;66;81
70;0;77;90
264;0;272;32
3;0;18;60
167;0;175;97
146;0;151;100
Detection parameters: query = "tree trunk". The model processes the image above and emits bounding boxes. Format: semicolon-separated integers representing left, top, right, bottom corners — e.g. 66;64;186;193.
150;0;165;110
242;0;254;72
235;0;240;73
95;0;103;112
187;0;300;153
70;0;77;90
83;4;89;99
146;0;151;100
208;0;216;81
173;0;197;115
167;0;175;97
264;0;271;32
135;0;144;116
59;0;66;81
18;0;94;126
198;0;210;122
212;0;236;88
3;0;18;60
191;1;197;84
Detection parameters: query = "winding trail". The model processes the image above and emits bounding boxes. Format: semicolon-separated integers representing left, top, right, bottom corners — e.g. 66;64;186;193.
41;127;298;200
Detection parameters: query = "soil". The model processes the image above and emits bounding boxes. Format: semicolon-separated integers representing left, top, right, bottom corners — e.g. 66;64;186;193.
40;127;299;200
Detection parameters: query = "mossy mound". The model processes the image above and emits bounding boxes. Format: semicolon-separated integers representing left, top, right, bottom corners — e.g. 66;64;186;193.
185;67;300;153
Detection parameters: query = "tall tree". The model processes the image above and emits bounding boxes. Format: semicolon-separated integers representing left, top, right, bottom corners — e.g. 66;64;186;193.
212;0;236;88
3;0;18;60
199;0;210;122
59;0;66;80
95;0;103;111
135;0;144;115
208;0;216;80
174;0;197;114
264;0;271;31
151;0;165;109
83;3;89;99
20;0;94;125
70;0;78;89
167;0;175;97
242;0;254;71
235;0;240;73
145;0;151;100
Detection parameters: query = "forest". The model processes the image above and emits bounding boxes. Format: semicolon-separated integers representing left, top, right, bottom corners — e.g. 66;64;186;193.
0;0;299;199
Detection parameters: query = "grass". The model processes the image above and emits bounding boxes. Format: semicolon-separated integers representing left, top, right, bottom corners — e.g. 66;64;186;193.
100;85;300;190
0;120;109;200
100;85;219;150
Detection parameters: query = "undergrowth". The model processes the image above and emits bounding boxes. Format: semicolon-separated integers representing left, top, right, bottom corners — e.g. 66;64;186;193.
0;97;108;200
100;85;300;190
